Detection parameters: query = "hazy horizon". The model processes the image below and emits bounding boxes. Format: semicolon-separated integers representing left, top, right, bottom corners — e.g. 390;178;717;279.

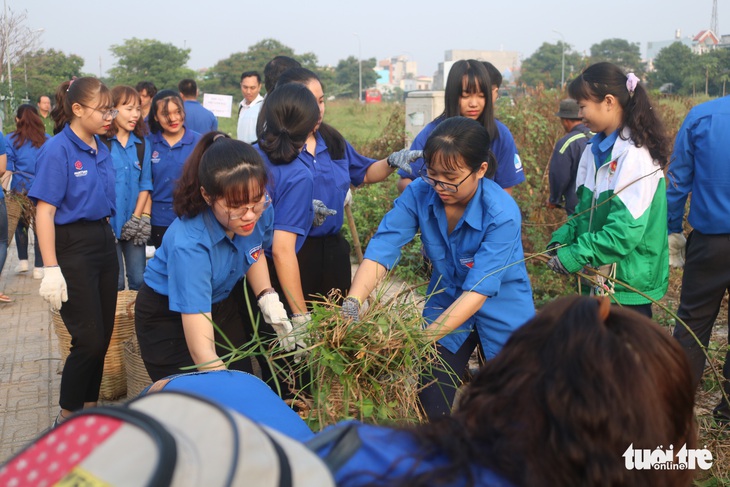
19;0;729;78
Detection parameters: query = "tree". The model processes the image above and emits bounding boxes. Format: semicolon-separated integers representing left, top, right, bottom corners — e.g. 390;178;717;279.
649;42;695;93
519;42;584;89
201;39;319;97
703;48;730;96
17;49;84;102
0;6;44;116
334;56;377;98
108;38;195;89
589;38;644;76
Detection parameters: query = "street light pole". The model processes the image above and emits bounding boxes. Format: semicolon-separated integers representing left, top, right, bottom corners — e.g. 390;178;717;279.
353;33;362;102
4;0;12;96
553;29;565;88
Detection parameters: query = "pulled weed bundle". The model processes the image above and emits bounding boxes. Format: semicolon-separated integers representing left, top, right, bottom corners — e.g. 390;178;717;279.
290;283;440;430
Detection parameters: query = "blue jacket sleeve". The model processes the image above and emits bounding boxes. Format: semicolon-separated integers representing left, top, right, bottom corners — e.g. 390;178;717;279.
363;186;421;269
139;138;153;192
666;116;695;234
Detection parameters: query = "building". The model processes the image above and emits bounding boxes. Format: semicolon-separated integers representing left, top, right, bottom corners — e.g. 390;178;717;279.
646;29;721;71
432;49;520;90
378;55;418;86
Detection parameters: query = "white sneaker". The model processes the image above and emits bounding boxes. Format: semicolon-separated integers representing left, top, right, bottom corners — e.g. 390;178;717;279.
15;260;29;273
145;245;156;259
33;267;44;280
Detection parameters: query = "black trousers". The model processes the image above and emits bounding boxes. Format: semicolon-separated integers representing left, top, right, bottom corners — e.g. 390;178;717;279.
135;280;276;382
150;225;168;249
270;233;351;312
56;220;119;411
418;330;481;420
672;230;730;414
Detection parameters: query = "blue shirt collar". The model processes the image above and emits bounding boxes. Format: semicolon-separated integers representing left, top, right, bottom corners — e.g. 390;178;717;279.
109;132;142;149
590;129;620;168
305;131;329;157
151;128;197;148
201;207;231;245
62;124;110;157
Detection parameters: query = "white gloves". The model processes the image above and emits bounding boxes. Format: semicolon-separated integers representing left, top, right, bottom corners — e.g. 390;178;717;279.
344;188;353;207
39;266;68;311
290;313;311;362
668;233;687;268
257;292;295;351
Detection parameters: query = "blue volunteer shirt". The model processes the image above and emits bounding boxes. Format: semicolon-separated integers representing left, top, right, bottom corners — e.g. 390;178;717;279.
6;132;49;193
256;145;314;255
667;96;730;235
109;134;153;237
149;129;201;226
29;124;115;224
311;421;515;487
399;118;525;189
365;178;534;356
183;100;218;135
0;132;5;202
298;132;375;237
144;206;274;313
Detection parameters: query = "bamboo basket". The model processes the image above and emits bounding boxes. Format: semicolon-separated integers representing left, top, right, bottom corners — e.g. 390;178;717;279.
124;334;153;399
51;290;137;400
5;193;22;246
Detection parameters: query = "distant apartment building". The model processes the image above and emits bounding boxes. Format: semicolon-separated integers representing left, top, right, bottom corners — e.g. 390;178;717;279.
646;29;722;71
376;55;432;93
433;49;520;90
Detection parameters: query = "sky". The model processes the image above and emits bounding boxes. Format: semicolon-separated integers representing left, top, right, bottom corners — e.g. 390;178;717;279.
18;0;729;79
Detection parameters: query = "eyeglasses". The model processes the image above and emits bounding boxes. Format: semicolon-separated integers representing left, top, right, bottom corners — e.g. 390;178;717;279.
216;193;271;220
79;104;118;120
418;168;475;193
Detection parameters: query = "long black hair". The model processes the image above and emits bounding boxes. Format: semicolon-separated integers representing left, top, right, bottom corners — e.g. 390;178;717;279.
257;83;320;165
441;60;498;143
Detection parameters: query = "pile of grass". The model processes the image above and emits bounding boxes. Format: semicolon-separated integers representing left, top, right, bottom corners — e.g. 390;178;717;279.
218;277;442;431
288;282;439;430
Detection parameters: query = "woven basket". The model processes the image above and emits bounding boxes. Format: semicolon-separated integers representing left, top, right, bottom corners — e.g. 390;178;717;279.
5;193;22;246
51;290;138;400
124;334;153;399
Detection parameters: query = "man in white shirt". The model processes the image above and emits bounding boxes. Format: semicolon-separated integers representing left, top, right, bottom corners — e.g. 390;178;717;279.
236;71;264;143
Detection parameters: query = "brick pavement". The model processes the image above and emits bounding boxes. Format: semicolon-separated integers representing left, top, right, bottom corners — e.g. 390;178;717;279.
0;242;58;463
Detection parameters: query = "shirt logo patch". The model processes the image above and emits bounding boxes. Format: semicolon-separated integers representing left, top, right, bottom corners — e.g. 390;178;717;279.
74;160;83;170
514;154;523;171
459;258;474;269
151;151;161;164
249;244;262;262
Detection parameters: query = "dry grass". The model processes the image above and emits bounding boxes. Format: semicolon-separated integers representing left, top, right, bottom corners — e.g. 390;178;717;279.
285;283;439;430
